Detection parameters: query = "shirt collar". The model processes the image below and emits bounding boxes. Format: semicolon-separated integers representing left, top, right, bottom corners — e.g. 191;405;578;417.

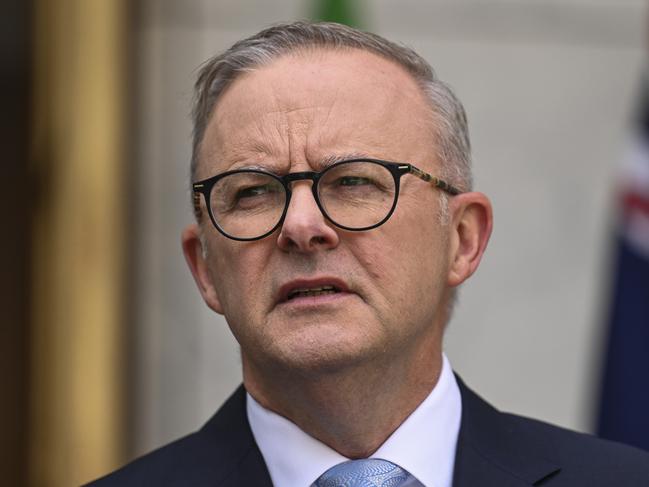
247;353;461;487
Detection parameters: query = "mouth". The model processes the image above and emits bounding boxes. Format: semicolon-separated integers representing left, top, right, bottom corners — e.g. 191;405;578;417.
277;277;352;305
286;285;340;301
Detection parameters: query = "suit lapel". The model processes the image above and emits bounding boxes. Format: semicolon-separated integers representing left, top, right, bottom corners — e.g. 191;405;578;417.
218;447;274;487
453;377;560;487
197;385;273;487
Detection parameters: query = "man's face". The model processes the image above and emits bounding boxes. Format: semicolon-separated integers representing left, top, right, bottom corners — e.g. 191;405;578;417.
190;49;456;374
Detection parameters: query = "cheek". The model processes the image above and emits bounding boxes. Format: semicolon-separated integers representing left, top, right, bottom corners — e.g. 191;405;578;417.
376;208;449;302
352;228;435;301
207;239;273;316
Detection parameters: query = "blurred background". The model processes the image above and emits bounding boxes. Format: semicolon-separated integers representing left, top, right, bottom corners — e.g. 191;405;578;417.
4;0;649;485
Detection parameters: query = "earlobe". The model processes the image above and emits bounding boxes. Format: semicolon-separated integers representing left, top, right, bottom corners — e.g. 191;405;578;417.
181;223;225;314
447;192;493;287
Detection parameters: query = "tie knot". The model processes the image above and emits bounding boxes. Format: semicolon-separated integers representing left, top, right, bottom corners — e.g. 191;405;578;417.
315;458;411;487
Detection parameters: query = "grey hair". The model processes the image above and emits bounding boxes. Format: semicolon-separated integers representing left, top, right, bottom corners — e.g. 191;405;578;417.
190;21;472;193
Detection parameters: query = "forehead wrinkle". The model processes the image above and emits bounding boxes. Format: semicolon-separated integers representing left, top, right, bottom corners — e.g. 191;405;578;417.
278;105;322;168
201;130;283;176
209;112;290;171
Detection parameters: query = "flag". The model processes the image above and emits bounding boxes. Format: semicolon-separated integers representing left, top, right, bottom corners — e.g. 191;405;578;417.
597;74;649;451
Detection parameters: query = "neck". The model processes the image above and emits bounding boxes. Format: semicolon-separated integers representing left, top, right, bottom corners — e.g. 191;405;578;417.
242;344;443;458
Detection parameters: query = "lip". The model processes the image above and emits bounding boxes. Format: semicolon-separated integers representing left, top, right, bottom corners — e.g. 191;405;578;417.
276;276;352;305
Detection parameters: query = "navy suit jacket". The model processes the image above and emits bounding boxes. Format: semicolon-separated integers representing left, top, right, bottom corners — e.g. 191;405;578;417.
87;377;649;486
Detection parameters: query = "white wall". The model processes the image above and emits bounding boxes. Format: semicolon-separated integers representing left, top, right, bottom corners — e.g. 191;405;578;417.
132;0;645;454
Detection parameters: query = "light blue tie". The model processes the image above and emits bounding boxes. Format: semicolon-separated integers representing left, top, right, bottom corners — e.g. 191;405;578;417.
314;458;412;487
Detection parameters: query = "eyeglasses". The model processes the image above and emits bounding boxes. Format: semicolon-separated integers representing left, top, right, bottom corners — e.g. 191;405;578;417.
192;158;462;241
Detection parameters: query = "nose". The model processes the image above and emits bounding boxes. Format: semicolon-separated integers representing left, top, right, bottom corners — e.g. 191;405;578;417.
276;182;340;252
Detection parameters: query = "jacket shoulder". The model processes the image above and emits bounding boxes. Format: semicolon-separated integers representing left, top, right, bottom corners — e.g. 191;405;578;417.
85;386;271;487
505;412;649;484
86;431;223;487
455;377;649;486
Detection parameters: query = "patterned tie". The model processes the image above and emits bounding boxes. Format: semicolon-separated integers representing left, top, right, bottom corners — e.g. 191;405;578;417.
314;458;412;487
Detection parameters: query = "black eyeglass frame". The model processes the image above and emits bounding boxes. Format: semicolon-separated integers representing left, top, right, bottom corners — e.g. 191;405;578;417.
192;158;463;241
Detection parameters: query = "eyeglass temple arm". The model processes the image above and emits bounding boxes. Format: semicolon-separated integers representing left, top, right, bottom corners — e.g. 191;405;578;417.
192;185;205;218
407;165;463;196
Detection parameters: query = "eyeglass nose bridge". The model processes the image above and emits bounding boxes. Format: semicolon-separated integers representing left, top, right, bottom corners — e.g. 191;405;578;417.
280;170;324;202
282;170;322;185
278;169;329;223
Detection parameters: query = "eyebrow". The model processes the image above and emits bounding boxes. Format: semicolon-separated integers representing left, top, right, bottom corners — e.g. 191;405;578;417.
227;152;373;174
230;163;273;172
318;152;371;169
223;158;284;174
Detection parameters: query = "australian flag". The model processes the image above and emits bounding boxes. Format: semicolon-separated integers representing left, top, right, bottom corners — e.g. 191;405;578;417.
597;73;649;451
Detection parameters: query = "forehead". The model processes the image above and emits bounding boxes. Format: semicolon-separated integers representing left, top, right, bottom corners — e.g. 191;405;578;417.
198;48;436;175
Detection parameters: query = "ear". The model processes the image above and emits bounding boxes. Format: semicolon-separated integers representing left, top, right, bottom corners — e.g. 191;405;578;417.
181;223;224;314
447;192;493;287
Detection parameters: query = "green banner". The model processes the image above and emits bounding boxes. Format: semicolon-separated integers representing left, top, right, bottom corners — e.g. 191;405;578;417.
311;0;363;27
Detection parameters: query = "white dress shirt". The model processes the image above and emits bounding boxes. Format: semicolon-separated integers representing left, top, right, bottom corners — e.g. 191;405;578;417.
247;353;462;487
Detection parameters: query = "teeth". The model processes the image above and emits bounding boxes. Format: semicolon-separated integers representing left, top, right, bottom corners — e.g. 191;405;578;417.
287;285;338;300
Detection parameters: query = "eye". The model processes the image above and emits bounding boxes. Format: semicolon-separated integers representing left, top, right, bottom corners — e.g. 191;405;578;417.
236;184;275;199
338;176;372;186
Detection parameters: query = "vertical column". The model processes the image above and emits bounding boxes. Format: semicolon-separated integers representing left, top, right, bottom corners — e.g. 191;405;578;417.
29;0;130;485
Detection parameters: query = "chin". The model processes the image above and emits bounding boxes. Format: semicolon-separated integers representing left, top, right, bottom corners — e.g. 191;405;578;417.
261;328;381;377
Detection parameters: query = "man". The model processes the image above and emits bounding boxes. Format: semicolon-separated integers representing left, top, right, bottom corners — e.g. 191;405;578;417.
90;21;649;486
